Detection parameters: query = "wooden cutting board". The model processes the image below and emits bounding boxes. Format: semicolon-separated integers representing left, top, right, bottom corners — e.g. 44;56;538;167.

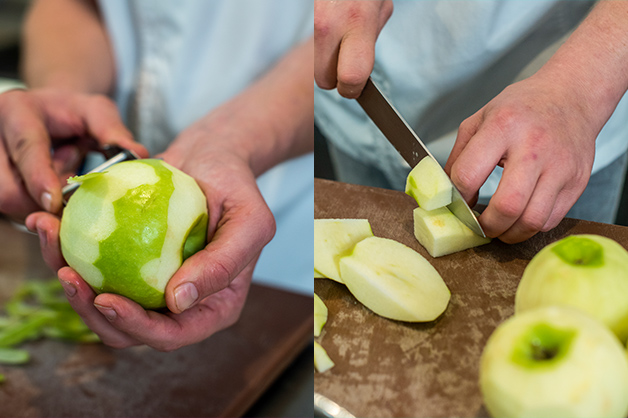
314;178;628;418
0;218;313;418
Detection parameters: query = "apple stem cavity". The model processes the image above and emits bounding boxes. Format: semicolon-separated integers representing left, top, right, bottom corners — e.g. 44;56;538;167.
551;236;604;267
512;323;576;368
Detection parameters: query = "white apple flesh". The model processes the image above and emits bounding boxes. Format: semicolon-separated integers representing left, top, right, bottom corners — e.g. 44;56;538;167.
314;219;373;283
314;341;335;373
413;206;490;257
405;156;453;211
480;306;628;418
338;236;450;322
515;234;628;342
314;293;328;337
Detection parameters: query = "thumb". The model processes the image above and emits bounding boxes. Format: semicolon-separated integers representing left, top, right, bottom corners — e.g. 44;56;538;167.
165;206;275;314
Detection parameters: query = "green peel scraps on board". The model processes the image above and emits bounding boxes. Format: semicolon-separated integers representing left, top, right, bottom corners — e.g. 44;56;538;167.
0;279;99;380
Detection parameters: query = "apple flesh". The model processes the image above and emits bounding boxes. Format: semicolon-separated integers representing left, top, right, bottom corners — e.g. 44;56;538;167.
314;219;373;283
314;341;335;373
60;159;208;309
314;293;328;337
480;306;628;418
515;234;628;342
338;236;450;322
413;206;490;257
405;156;453;211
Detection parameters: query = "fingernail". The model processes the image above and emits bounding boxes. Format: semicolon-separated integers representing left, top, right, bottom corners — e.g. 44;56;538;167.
40;191;53;212
59;279;76;297
95;304;117;321
174;282;199;312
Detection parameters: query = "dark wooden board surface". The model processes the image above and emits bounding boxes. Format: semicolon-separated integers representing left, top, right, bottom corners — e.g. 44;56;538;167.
0;217;313;418
313;178;628;418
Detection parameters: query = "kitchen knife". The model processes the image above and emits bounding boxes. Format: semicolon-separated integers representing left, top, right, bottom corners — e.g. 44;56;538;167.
356;77;485;238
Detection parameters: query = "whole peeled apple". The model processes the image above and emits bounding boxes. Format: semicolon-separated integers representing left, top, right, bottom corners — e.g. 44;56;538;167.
515;234;628;342
480;306;628;418
60;159;208;309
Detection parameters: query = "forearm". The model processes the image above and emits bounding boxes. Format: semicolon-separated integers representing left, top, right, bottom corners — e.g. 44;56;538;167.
537;0;628;131
21;0;115;94
172;36;314;177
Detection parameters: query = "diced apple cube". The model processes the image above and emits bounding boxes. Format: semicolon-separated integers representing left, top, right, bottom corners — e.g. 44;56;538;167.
413;206;490;257
406;156;453;211
338;236;451;322
314;219;373;283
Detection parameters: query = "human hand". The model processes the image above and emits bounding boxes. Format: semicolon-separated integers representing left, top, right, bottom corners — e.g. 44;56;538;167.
0;88;148;221
25;114;276;351
314;0;392;98
444;74;598;244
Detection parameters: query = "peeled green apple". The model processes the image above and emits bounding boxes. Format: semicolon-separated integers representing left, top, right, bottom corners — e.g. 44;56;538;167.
413;206;490;257
314;293;328;337
338;236;450;322
515;234;628;342
314;218;373;283
405;156;453;211
60;159;208;309
480;306;628;418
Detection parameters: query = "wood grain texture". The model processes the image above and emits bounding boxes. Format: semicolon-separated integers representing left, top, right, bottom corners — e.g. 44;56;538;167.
0;218;312;418
314;178;628;418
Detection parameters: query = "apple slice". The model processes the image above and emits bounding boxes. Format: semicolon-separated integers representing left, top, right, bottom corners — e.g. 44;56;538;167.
314;269;326;278
314;341;335;373
405;156;453;210
515;234;628;343
480;306;628;418
338;236;450;322
413;206;490;257
314;294;328;337
314;219;373;283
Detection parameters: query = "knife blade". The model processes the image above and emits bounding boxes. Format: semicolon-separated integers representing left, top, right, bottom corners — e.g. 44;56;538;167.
356;77;485;238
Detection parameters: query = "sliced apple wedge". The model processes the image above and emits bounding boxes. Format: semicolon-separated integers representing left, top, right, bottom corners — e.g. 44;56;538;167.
314;219;373;283
314;341;335;373
314;293;328;337
314;269;326;278
413;206;490;257
406;156;453;211
338;236;450;322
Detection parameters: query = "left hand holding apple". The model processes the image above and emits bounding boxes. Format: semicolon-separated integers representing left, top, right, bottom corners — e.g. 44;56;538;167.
25;124;277;351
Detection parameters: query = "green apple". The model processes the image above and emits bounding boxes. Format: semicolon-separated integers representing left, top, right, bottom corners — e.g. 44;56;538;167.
314;218;373;283
338;236;450;322
314;293;328;337
59;159;208;309
314;341;335;373
413;206;490;257
405;156;453;211
480;306;628;418
515;234;628;342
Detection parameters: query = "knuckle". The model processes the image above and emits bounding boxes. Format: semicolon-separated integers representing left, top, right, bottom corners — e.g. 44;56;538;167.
518;210;547;234
492;195;525;220
205;254;238;294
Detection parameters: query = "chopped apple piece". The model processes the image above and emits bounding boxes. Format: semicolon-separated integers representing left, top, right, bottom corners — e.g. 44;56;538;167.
314;219;373;283
406;156;453;210
338;236;450;322
314;269;326;278
413;206;490;257
314;341;335;373
314;294;328;337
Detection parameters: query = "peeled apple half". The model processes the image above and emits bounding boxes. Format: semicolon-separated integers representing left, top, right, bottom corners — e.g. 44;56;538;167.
59;159;208;309
339;236;451;322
